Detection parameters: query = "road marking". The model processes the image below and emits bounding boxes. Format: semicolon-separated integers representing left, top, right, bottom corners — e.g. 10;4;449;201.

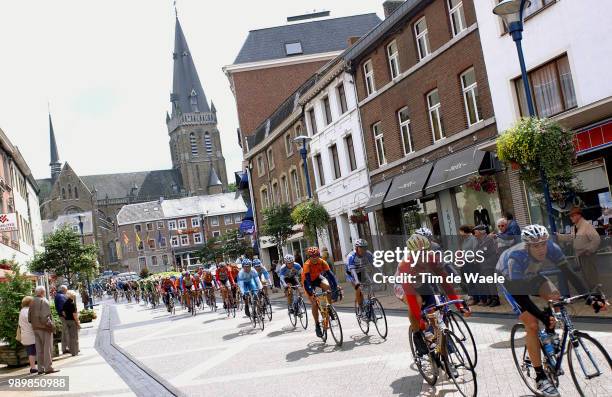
135;344;227;360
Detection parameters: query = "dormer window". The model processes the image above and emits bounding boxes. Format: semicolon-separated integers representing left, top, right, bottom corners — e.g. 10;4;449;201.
189;89;199;112
285;41;303;56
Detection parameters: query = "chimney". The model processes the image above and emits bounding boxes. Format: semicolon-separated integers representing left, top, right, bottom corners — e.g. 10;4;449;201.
347;36;360;46
383;0;404;18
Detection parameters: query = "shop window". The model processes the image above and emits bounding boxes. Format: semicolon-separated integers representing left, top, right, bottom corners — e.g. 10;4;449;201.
515;54;576;118
454;185;502;232
461;68;482;126
448;0;467;36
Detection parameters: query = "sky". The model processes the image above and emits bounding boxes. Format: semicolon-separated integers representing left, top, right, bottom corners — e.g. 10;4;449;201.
0;0;384;181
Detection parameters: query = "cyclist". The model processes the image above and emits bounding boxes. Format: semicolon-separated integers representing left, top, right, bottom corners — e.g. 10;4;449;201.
216;262;236;308
302;247;339;338
279;254;303;312
496;224;604;397
192;271;203;307
415;227;442;251
237;259;262;317
345;239;374;318
395;234;470;356
201;268;216;307
161;276;176;312
179;271;194;312
253;259;271;296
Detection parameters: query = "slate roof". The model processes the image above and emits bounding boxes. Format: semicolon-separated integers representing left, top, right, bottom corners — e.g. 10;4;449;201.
37;169;183;203
233;13;381;64
42;211;94;236
116;201;165;226
49;114;60;165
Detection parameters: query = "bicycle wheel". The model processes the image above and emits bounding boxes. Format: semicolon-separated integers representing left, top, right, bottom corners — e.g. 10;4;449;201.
510;323;554;396
443;331;477;397
328;306;343;347
568;331;612;396
211;292;217;312
355;300;369;334
298;297;308;330
371;298;388;339
258;305;265;331
288;302;297;327
250;298;258;328
409;329;438;386
264;294;273;321
447;310;477;368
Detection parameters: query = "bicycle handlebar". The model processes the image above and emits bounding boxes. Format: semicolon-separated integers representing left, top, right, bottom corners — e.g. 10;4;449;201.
421;299;468;316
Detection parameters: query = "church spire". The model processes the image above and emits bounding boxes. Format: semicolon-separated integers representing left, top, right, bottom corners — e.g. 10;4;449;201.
49;113;62;181
170;16;210;117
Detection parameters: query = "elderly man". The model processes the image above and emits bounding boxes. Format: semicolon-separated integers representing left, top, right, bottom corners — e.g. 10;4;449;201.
54;285;70;354
557;207;601;289
493;217;520;255
29;286;59;374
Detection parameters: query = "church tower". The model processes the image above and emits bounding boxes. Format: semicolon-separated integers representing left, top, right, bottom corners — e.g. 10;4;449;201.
167;16;228;195
48;113;62;182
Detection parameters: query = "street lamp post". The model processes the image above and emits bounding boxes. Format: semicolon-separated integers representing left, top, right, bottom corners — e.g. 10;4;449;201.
493;0;557;234
294;135;313;199
77;215;94;309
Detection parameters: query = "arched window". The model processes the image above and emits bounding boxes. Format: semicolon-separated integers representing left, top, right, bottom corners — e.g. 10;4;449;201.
190;133;198;156
68;184;72;199
61;187;66;199
74;186;79;198
204;132;213;155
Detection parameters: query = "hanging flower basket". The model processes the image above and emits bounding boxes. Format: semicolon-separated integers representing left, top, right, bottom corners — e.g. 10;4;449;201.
497;117;579;198
466;175;497;194
349;207;369;224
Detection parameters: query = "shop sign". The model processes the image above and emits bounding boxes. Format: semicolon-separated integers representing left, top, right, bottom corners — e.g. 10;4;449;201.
398;181;416;190
574;120;612;154
0;213;18;232
445;162;468;173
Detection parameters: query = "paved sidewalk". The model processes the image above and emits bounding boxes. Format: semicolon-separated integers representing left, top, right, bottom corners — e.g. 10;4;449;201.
0;301;135;397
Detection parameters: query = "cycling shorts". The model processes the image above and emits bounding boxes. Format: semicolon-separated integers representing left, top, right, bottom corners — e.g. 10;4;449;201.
346;270;365;285
219;280;231;289
500;275;558;316
284;276;299;286
202;281;215;289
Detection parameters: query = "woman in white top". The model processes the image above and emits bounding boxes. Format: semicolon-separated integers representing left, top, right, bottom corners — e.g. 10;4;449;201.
18;295;38;373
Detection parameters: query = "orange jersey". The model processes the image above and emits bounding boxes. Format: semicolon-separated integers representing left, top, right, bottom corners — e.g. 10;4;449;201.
302;258;331;282
230;266;240;280
203;272;214;283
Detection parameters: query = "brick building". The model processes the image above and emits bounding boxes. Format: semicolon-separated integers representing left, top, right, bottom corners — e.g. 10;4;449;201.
116;193;247;272
224;12;381;152
346;0;512;250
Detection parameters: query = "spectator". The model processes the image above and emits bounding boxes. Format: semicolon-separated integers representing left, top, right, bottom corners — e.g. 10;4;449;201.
474;225;500;307
271;260;281;289
18;296;37;374
505;212;521;236
79;284;90;309
62;291;80;356
28;286;59;374
557;206;601;289
459;225;479;305
54;285;70;354
493;217;520;255
294;250;303;266
321;247;334;266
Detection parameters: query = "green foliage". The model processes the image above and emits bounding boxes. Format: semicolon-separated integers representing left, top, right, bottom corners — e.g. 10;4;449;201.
143;271;181;281
497;117;578;200
196;236;222;264
29;226;98;283
139;267;150;279
78;309;97;323
219;230;250;261
291;200;330;242
50;303;62;337
261;204;294;253
0;264;34;349
227;183;238;192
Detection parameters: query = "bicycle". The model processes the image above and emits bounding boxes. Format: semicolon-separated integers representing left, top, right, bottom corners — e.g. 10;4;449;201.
287;285;308;329
245;291;265;331
313;289;343;346
232;285;243;311
510;290;611;397
409;299;477;397
223;287;236;318
189;290;197;316
165;291;176;315
204;287;217;312
112;289;118;303
355;283;388;339
134;290;140;304
258;287;273;322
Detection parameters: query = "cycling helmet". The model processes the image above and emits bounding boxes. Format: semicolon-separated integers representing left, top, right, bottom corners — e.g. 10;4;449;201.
242;259;252;267
415;227;433;239
252;259;262;267
354;239;368;248
306;247;320;257
521;224;549;244
283;254;295;263
218;262;226;267
406;234;431;251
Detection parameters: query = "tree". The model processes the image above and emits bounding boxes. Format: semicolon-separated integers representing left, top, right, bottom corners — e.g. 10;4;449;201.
219;230;249;261
139;267;150;279
196;236;222;264
261;204;294;257
0;263;34;349
227;182;237;192
291;200;329;244
29;226;98;284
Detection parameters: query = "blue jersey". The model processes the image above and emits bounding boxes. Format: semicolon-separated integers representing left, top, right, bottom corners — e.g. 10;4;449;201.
495;240;566;281
346;250;374;273
278;263;302;286
237;269;262;294
255;267;271;283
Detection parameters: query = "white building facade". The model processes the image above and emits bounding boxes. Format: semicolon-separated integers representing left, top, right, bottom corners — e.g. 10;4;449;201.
302;67;377;264
474;0;612;228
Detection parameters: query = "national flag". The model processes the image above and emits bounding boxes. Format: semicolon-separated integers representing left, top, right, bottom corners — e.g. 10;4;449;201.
135;232;142;245
122;231;129;246
157;230;163;246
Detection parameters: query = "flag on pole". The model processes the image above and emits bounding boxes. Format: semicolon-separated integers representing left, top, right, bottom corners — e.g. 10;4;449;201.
122;231;129;246
135;232;142;246
157;230;163;246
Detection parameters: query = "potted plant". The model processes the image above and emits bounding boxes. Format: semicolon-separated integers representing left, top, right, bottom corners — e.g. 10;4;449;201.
349;207;369;224
466;175;497;194
497;118;579;200
0;263;34;366
78;309;97;323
